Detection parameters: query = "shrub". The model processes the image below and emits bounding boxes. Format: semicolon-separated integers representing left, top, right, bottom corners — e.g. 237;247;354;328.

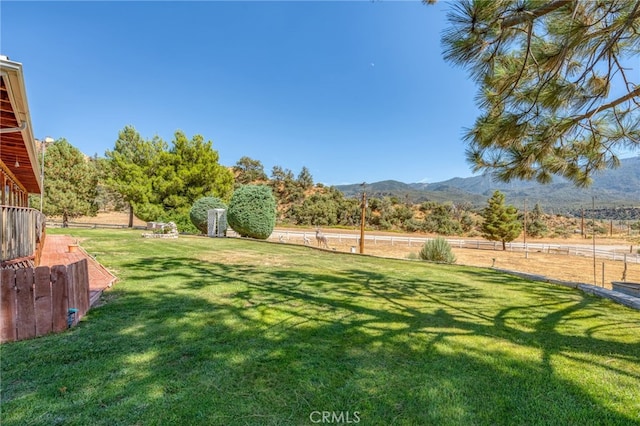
406;252;419;260
189;197;227;234
227;185;276;239
419;237;456;264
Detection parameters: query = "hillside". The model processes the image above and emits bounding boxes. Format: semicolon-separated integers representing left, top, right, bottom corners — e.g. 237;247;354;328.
336;156;640;213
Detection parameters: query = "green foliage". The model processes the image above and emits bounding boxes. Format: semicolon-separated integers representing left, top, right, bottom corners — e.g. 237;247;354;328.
43;139;99;224
460;211;476;233
269;165;304;206
423;203;463;235
157;210;197;234
289;192;339;226
440;1;640;187
105;128;234;225
526;203;548;238
227;185;276;239
233;156;268;186
189;197;227;234
104;126;165;225
419;237;456;264
296;166;314;190
154;131;234;212
288;186;356;227
481;191;522;250
403;218;425;233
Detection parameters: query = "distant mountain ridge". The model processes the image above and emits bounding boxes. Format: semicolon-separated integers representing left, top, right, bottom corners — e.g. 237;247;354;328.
335;156;640;212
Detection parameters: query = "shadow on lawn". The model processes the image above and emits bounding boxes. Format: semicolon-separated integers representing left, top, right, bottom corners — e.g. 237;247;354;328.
3;251;640;425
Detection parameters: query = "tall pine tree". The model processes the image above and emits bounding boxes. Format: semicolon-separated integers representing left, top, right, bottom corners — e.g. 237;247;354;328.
105;125;165;226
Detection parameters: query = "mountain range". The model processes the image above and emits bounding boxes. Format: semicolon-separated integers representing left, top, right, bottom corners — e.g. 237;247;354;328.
335;156;640;213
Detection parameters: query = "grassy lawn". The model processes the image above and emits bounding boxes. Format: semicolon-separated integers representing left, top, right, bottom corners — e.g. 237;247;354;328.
2;229;640;425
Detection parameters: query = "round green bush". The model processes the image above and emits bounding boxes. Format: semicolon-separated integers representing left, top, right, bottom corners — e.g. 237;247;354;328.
419;237;456;264
227;185;276;239
189;197;227;234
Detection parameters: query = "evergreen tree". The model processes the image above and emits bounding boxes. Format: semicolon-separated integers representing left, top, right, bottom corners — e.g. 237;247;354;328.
296;166;314;190
233;156;267;186
104;125;165;226
155;131;234;214
269;165;301;205
440;0;640;186
481;191;522;250
43;139;98;226
527;203;549;237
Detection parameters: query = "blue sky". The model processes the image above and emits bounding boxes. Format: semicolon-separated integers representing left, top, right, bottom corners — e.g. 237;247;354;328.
2;0;481;186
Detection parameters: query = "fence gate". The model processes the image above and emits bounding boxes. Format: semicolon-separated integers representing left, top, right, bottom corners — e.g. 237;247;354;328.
207;209;227;237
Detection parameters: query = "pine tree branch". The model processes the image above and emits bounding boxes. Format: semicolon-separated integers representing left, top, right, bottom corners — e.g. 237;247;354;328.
572;86;640;123
572;1;640;86
500;0;573;29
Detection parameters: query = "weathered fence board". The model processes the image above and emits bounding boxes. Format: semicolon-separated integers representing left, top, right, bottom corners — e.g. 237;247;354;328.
77;261;89;319
16;268;36;340
1;268;16;341
0;259;90;343
51;265;69;333
34;266;52;336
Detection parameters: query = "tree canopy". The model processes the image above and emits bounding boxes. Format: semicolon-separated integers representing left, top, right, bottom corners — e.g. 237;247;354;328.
104;125;165;226
440;0;640;187
43;139;99;225
233;156;268;186
104;127;234;227
154;130;234;213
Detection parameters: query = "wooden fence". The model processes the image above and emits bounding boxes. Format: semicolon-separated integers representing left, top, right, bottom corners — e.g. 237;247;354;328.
1;259;90;343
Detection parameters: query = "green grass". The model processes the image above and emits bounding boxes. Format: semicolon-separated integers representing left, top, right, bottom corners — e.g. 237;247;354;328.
2;228;640;425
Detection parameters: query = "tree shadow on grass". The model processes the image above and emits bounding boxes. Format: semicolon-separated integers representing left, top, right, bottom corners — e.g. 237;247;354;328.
2;252;640;425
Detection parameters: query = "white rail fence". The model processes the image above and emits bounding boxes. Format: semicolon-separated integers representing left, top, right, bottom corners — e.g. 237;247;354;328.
42;220;640;264
269;230;640;263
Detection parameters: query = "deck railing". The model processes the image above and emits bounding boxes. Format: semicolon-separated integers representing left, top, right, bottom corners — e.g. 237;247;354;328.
1;206;46;265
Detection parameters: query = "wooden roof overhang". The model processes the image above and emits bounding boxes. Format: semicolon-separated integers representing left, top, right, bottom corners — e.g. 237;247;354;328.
0;57;42;195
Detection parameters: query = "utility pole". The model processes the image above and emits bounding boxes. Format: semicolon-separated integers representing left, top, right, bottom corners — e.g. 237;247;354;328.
360;183;366;254
38;137;54;212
